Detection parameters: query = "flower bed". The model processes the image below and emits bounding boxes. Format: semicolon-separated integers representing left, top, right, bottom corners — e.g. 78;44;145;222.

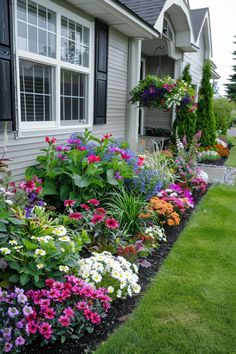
0;129;225;353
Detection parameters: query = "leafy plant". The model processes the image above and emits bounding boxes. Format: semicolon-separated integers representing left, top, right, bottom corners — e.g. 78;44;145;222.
104;189;146;235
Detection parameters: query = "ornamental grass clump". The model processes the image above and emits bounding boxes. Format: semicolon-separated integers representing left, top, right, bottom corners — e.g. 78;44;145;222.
77;252;141;301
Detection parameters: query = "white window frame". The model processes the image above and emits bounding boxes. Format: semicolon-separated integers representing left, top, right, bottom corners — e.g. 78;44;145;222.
14;0;94;134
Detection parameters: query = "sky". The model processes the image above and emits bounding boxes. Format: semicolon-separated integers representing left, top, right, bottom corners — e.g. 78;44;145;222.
189;0;236;96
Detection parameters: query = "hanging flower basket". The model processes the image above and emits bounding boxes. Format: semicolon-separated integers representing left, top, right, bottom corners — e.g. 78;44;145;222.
130;75;197;112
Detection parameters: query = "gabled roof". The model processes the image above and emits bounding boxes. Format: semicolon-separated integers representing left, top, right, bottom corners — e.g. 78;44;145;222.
117;0;166;27
190;8;208;41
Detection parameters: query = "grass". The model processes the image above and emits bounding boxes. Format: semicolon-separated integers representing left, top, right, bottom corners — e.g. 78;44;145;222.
95;185;236;354
225;138;236;167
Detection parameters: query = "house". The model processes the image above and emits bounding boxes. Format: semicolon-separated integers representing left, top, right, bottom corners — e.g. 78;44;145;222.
0;0;218;180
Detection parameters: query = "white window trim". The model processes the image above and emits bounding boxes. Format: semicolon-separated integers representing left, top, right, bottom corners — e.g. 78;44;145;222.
14;0;94;135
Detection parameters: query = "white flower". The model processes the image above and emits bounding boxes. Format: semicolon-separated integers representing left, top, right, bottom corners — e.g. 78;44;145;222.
132;284;141;294
9;240;18;245
92;272;102;283
59;236;71;242
107;286;114;293
59;265;70;273
38;236;53;243
117;289;122;298
60;248;65;252
52;226;67;236
36;263;44;270
34;249;46;257
0;247;11;255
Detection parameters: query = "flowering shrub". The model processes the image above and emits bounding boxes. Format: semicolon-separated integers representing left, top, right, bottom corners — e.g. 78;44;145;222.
25;276;111;345
190;168;208;195
26;129;143;208
197;150;221;162
0;207;90;288
0;287;33;353
214;143;229;157
77;252;140;300
148;197;181;227
130;75;196;111
157;184;194;214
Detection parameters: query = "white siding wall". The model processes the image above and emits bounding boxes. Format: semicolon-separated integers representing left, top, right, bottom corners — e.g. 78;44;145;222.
183;33;205;85
143;56;174;131
1;27;128;181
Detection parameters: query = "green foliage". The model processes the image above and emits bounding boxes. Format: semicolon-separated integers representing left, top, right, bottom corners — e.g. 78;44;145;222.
104;189;146;235
213;97;235;133
225;37;236;103
196;60;216;146
172;64;197;142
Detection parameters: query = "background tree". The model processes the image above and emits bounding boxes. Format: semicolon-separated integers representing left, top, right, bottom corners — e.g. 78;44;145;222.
172;64;196;143
213;97;236;134
195;60;216;146
225;36;236;103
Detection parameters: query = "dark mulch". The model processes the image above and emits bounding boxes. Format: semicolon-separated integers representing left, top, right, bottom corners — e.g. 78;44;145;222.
23;191;207;354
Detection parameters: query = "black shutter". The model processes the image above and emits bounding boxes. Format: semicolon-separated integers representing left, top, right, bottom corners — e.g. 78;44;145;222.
0;0;15;127
94;20;109;125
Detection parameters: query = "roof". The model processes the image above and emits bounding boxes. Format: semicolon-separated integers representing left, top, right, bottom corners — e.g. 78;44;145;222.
190;8;208;40
117;0;166;27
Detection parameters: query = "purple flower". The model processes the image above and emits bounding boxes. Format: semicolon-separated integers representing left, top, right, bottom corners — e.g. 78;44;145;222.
14;288;24;295
23;305;33;316
57;153;67;160
4;342;13;352
7;307;19;318
15;336;26;346
37;200;45;206
17;293;27;304
16;320;25;329
3;328;12;338
56;145;70;152
114;172;123;180
66;138;81;145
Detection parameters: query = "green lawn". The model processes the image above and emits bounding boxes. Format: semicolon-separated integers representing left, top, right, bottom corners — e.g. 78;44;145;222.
95;185;236;354
225;138;236;167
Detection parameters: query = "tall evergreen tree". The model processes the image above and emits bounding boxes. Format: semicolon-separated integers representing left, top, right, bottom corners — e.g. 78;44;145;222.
195;60;216;146
172;64;196;143
225;37;236;103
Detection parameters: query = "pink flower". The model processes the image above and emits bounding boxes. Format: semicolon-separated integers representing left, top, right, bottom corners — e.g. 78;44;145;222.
95;207;106;214
64;200;76;207
87;199;100;206
69;212;83;220
105;218;119;229
121;152;131;160
81;203;90;210
45;136;56;144
91;213;105;224
26;321;38;334
87;155;101;163
63;307;74;318
138;156;145;167
43;307;56;320
4;343;13;352
58;315;71;327
38;322;53;340
90;312;101;324
77;146;87;151
15;336;26;346
76;301;89;311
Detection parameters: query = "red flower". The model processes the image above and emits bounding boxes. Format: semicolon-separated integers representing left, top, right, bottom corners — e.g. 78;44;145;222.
81;203;90;210
121;152;131;160
87;199;100;206
44;307;56;320
92;213;105;224
69;212;83;220
58;315;71;327
138;156;145;167
105;218;119;229
96;207;106;214
77;146;87;151
45;136;56;144
101;133;112;142
64;199;76;207
35;187;43;194
87;155;101;163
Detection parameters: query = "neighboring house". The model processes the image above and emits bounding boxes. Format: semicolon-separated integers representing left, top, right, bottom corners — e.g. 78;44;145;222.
0;0;218;180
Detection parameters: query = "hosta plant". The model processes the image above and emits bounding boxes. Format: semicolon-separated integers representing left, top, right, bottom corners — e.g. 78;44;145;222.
77;252;141;300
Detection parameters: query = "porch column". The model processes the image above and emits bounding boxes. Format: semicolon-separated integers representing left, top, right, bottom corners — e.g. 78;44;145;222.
126;38;142;146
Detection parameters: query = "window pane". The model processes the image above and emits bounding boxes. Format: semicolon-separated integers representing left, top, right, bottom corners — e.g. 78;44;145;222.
28;25;37;53
83;27;89;45
82;46;89;67
28;0;37;25
19;60;53;122
18;21;27;51
76;24;82;43
69;20;75;40
38;29;47;56
61;69;87;124
17;0;56;58
38;5;46;29
17;0;27;21
61;17;68;38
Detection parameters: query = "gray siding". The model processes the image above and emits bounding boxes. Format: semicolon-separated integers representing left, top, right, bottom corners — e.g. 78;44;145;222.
183;33;205;85
2;28;128;181
143;56;174;131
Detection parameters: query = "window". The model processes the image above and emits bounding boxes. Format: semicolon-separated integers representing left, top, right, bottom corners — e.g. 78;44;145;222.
16;0;93;130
